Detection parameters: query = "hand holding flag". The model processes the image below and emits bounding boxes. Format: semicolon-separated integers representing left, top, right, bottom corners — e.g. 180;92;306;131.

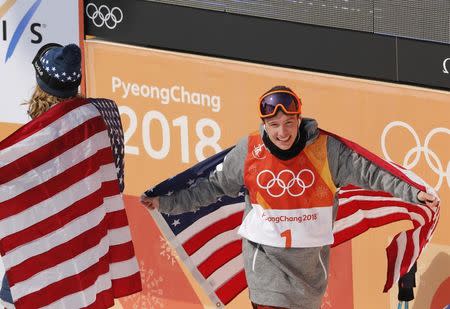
140;194;159;210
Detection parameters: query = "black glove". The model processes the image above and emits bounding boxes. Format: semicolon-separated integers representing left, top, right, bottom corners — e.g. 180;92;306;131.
398;262;417;302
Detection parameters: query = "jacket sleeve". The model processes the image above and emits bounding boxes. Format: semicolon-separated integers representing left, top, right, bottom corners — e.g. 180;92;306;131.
327;136;422;204
158;137;248;215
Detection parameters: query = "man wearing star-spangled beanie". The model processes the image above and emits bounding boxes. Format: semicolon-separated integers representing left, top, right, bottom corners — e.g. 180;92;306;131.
0;43;141;308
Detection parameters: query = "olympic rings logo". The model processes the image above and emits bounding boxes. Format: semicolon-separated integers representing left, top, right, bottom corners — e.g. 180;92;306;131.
86;3;123;29
256;169;315;197
381;121;449;191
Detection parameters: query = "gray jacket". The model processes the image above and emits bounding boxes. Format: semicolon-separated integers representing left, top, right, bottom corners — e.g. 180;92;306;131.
158;118;421;309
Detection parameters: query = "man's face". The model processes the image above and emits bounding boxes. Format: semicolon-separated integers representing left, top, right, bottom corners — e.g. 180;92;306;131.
263;112;300;150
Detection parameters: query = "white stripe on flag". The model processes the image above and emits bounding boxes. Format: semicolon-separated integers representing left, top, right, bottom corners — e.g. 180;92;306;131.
0;163;117;239
110;257;139;280
108;226;132;246
177;202;244;244
333;206;426;234
338;188;366;194
2;205;130;270
104;195;125;213
416;203;433;222
11;234;110;300
3;205;107;269
427;211;440;240
0;131;110;202
338;195;402;205
338;195;432;221
207;254;244;291
190;226;241;267
0;105;99;167
41;271;112;309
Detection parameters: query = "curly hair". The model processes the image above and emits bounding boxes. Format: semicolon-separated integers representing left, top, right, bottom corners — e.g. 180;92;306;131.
24;85;81;119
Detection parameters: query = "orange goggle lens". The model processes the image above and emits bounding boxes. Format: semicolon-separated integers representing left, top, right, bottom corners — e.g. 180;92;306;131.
258;90;302;118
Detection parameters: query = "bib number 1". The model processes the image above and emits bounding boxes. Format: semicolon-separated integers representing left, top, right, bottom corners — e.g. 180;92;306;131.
280;229;292;248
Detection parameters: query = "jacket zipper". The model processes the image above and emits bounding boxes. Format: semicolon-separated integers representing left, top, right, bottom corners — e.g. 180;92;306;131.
318;249;328;281
252;244;260;272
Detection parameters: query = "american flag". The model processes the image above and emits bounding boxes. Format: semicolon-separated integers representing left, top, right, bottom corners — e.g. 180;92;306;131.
146;131;439;306
0;98;141;308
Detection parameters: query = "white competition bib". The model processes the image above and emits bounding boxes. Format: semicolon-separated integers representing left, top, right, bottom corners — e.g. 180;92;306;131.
238;204;334;248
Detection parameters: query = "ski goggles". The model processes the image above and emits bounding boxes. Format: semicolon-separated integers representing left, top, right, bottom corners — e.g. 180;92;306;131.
258;90;302;119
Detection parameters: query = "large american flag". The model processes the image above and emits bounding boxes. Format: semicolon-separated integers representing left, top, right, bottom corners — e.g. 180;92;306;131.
146;131;439;306
0;98;141;308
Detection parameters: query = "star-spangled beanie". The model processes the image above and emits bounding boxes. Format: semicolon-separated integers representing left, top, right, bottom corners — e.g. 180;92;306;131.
32;43;82;98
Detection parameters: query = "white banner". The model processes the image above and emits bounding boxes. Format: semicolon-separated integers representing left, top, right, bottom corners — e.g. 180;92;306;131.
0;0;79;124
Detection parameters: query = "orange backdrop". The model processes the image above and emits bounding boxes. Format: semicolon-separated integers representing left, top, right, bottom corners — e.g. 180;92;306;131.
80;40;449;309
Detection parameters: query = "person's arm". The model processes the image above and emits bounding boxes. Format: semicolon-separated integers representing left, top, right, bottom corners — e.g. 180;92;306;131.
327;136;439;207
141;137;248;215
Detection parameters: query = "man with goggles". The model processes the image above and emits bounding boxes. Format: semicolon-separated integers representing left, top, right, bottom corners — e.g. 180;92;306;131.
141;86;438;309
257;87;303;153
259;88;302;118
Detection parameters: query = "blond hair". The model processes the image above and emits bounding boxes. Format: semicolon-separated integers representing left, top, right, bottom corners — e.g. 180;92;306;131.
24;85;80;119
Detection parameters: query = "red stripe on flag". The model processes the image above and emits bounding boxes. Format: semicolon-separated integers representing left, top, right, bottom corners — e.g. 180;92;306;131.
429;209;440;237
109;241;136;264
14;251;139;307
6;207;128;285
111;271;142;298
215;270;247;305
399;231;415;279
8;218;109;285
183;211;243;255
336;200;429;222
198;240;242;278
106;209;130;229
384;234;400;292
82;288;115;309
0;148;114;220
102;180;121;197
0;98;89;151
0;182;121;254
14;253;111;308
0;116;106;185
333;212;410;246
340;184;360;191
0;187;105;254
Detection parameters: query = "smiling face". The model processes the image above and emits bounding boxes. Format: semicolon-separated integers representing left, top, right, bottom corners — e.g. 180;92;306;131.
263;111;301;150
